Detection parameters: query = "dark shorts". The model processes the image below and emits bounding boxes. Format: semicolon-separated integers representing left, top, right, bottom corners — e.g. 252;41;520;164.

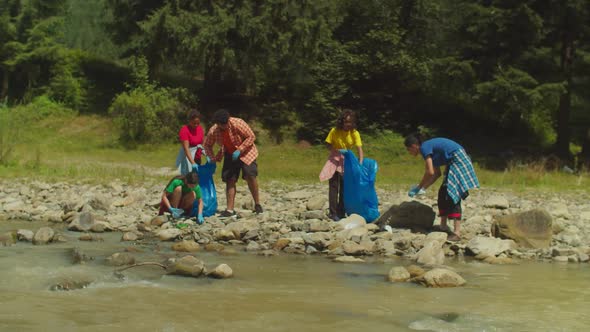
438;183;462;219
221;154;258;182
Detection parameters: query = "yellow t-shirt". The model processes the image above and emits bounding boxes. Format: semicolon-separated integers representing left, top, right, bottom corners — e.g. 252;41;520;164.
325;128;362;149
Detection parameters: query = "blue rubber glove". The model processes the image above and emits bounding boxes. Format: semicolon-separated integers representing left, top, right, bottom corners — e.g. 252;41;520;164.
197;213;205;225
191;163;199;172
169;207;184;219
232;150;241;161
338;149;347;154
408;185;421;198
408;185;426;198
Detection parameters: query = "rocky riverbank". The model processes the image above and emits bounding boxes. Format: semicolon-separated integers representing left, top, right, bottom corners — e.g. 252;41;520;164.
1;178;590;286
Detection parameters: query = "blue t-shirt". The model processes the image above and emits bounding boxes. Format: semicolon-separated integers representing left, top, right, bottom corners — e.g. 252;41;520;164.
420;138;463;167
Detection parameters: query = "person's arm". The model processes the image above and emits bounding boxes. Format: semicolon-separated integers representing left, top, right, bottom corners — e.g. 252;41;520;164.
418;156;441;189
203;127;220;162
357;145;364;164
235;119;256;153
161;191;173;210
198;198;203;215
181;140;196;165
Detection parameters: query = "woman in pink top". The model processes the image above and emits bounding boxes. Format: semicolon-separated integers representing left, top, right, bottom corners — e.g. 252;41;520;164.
175;109;205;175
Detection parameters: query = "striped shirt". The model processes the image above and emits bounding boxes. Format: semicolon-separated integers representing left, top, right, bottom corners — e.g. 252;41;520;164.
203;117;258;165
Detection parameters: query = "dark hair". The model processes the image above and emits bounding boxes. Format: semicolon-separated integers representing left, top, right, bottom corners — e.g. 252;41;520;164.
187;109;200;121
213;109;230;125
404;133;423;147
336;109;356;130
165;172;199;189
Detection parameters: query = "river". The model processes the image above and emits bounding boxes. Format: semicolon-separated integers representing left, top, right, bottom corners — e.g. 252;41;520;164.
1;220;589;332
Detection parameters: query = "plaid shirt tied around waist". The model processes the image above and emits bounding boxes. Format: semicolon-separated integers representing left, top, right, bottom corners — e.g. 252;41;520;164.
445;149;480;204
204;117;258;165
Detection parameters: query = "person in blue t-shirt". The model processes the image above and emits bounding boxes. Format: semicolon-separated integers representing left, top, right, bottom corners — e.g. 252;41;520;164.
404;134;480;241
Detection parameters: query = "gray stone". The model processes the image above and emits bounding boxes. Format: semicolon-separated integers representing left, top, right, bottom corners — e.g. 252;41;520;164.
208;263;233;279
172;240;201;252
387;266;411;282
157;228;183;241
306;196;326;211
106;252;135;266
33;227;55;245
333;256;365;263
16;229;34;242
416;241;446;266
0;232;16;246
416;268;466;288
484;195;510;209
168;256;205;277
491;209;552;248
466;236;516;257
68;212;95;232
377;201;435;232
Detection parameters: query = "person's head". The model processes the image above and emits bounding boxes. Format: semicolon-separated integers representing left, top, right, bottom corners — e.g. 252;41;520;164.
213;109;230;131
404;134;423;156
187;108;201;128
336;109;356;131
183;171;199;188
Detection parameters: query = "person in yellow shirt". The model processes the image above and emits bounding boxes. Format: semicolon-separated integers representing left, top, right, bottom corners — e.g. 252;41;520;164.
321;109;364;221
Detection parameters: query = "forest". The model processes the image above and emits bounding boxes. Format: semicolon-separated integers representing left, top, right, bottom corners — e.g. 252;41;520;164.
1;0;589;167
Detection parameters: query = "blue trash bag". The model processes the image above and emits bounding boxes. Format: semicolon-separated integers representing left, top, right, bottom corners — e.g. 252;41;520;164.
190;162;218;217
342;150;380;222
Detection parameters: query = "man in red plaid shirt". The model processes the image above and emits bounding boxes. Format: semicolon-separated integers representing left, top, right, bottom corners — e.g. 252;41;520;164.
203;109;263;217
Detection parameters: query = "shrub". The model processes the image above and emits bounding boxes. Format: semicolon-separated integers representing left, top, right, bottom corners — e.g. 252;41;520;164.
108;85;186;146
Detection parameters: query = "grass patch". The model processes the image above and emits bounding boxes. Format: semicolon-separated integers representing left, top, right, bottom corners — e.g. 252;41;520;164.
0;113;588;193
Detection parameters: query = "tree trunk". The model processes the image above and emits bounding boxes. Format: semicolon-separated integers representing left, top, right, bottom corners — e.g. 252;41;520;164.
0;69;8;99
578;128;590;170
554;11;575;161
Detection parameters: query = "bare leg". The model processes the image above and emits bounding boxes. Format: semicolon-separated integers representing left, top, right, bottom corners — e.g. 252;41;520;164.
245;176;260;205
453;219;461;236
440;216;448;229
226;179;237;211
180;191;196;213
169;186;182;208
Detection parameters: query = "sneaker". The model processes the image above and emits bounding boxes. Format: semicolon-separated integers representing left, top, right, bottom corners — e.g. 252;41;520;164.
218;210;237;218
254;204;264;214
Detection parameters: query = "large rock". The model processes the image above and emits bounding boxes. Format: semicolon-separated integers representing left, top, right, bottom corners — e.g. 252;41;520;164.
417;268;466;288
387;266;411;282
416;232;447;266
491;209;553;248
377;201;435;232
16;229;34;242
466;236;516;257
167;256;205;277
0;232;17;246
306;196;326;211
33;227;55;245
156;228;183;241
106;252;135;266
207;264;233;279
68;212;95;232
172;240;201;252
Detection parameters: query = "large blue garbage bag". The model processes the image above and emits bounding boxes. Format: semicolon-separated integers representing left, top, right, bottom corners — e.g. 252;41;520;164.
190;162;218;217
342;150;380;222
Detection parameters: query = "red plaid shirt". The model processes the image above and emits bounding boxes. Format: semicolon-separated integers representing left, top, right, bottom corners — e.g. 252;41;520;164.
203;117;258;165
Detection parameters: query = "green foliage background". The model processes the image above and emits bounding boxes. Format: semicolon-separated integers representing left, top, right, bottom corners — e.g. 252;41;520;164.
1;0;590;167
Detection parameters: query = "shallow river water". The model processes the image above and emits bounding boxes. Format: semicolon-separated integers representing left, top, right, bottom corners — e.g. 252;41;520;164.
1;220;589;332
